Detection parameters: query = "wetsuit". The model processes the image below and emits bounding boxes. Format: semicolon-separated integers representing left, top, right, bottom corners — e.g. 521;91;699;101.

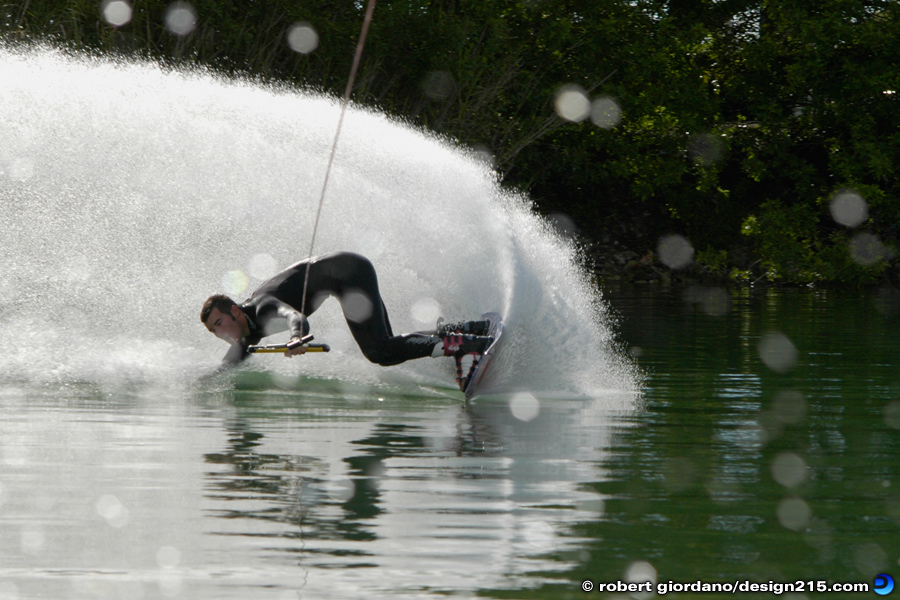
224;252;440;365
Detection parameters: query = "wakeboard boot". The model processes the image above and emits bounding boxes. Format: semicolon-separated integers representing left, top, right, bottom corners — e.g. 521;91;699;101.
442;333;493;392
435;317;491;337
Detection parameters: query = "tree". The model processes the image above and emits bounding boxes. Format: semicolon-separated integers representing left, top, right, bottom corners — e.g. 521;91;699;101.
4;0;897;283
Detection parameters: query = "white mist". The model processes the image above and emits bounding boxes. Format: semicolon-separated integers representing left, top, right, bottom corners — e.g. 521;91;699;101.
0;45;636;397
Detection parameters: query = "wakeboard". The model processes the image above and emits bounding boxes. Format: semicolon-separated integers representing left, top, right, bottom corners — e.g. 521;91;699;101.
462;312;504;400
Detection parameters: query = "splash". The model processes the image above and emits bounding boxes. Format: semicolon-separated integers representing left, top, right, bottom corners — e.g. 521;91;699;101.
0;44;637;397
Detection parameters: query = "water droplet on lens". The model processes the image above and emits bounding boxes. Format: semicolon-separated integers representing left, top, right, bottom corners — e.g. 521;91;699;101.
509;393;540;422
625;560;657;600
590;96;621;129
758;331;798;373
555;85;590;122
247;253;277;280
222;270;249;295
657;234;694;269
102;0;133;27
849;232;886;266
625;560;657;583
410;297;441;327
327;478;356;502
777;497;811;530
829;190;868;228
521;519;555;548
771;452;807;488
165;2;196;36
96;494;130;528
341;290;373;322
287;22;319;54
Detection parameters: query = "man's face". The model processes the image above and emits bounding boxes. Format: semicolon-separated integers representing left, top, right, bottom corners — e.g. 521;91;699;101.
204;307;244;345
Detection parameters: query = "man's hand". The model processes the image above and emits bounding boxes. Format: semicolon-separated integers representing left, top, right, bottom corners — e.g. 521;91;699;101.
285;337;308;357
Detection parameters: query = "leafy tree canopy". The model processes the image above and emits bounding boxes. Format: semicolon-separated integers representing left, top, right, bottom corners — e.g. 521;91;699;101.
4;0;898;283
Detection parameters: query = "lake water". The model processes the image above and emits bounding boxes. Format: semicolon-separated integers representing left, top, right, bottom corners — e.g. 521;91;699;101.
2;284;898;600
2;47;898;599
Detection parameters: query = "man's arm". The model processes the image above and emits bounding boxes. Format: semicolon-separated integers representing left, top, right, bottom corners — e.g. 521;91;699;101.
275;302;310;340
271;301;311;357
253;297;310;342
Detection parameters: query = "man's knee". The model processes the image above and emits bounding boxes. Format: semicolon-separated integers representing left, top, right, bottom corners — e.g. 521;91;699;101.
360;346;401;367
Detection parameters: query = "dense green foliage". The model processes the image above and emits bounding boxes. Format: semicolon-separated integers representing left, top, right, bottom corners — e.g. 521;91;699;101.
4;0;899;283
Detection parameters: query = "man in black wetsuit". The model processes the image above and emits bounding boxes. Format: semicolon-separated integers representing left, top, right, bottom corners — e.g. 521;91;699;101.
201;252;493;390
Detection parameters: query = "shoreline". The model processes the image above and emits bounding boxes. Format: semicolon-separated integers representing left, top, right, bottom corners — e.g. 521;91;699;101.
582;239;900;290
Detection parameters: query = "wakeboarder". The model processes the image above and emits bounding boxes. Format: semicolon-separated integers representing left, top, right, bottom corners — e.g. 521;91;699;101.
201;252;493;390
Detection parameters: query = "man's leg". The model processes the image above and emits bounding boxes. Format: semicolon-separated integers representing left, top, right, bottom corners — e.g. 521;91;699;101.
313;252;493;372
313;252;439;366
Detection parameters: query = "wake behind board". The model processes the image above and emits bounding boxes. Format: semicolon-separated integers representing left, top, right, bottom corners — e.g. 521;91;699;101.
463;312;504;400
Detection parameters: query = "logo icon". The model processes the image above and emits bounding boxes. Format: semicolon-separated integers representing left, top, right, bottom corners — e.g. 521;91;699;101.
874;574;894;596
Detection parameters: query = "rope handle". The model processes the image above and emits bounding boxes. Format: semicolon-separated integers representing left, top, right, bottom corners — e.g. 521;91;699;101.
248;334;331;353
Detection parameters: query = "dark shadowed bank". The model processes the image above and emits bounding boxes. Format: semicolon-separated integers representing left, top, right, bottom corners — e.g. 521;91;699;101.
4;0;899;285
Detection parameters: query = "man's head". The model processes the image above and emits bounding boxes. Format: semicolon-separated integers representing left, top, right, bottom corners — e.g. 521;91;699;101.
201;295;248;345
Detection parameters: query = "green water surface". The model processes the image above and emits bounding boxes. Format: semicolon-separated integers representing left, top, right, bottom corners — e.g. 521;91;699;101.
1;285;898;600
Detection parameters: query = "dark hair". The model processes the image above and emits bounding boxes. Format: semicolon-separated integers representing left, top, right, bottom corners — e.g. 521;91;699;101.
201;294;238;324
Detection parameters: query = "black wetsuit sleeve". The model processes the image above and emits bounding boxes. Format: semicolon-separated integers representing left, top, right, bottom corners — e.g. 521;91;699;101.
254;297;310;340
278;302;309;339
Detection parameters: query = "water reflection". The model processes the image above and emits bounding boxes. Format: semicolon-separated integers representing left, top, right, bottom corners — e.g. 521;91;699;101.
200;391;629;597
586;285;900;591
4;286;898;599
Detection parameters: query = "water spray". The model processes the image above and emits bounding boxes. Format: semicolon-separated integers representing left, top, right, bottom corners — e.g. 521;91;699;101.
0;43;638;396
300;0;377;319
